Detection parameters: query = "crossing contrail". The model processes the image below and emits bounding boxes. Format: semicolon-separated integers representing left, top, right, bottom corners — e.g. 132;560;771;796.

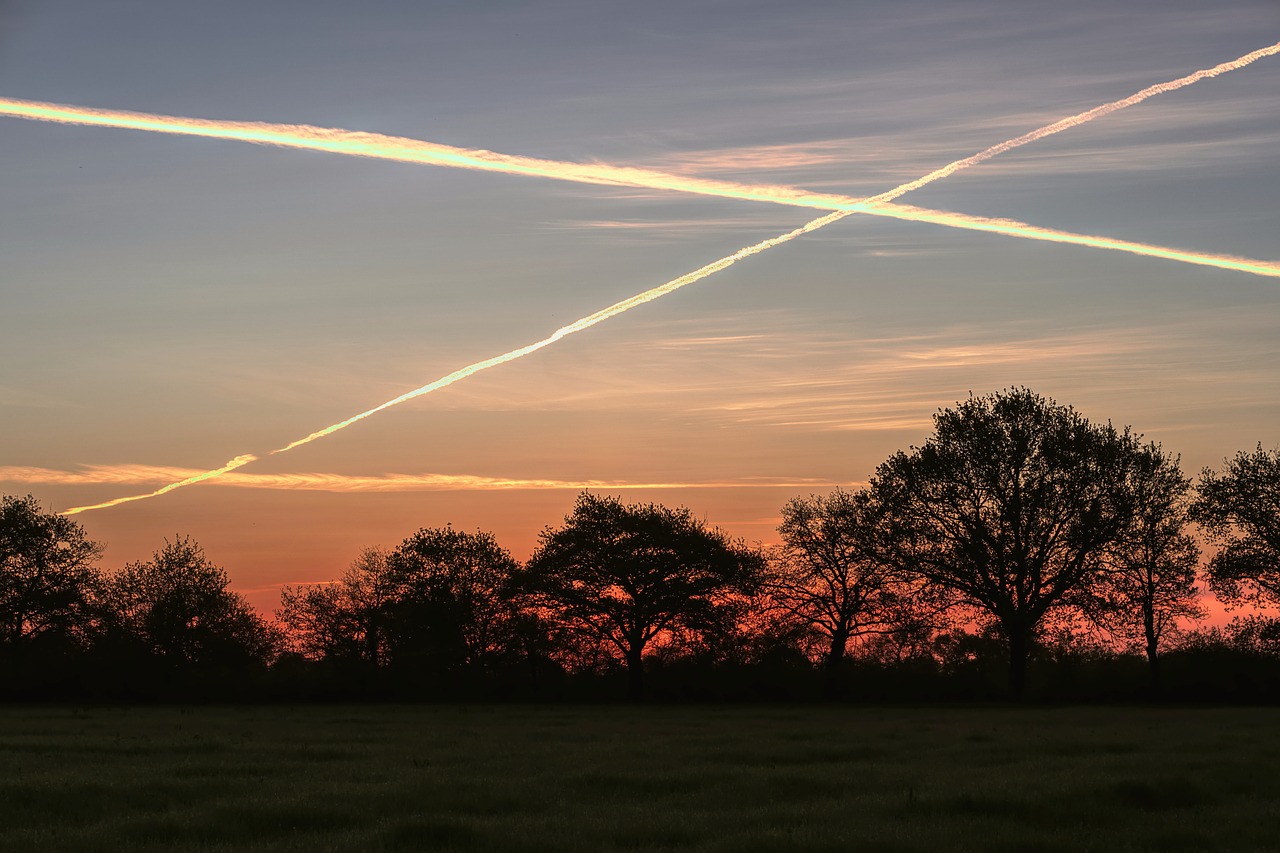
10;88;1273;274
5;40;1276;212
58;40;1280;514
818;203;1280;277
871;39;1280;205
60;454;261;514
3;39;1278;277
0;94;861;213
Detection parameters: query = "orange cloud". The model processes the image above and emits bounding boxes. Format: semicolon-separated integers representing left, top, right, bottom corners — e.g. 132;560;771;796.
0;464;832;494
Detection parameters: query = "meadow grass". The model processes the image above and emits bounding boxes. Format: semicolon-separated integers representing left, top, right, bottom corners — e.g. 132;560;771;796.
0;704;1276;851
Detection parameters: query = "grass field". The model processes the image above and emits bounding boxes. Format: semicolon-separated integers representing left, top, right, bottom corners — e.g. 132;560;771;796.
1;704;1277;852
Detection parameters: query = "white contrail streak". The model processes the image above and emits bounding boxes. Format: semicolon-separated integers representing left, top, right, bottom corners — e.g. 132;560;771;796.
271;212;846;454
3;39;1278;276
0;93;859;212
6;101;1276;278
58;40;1280;514
61;212;846;514
873;40;1280;204
5;39;1275;211
853;203;1280;277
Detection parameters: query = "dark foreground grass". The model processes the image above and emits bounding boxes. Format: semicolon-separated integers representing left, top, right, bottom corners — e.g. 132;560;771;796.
1;704;1277;852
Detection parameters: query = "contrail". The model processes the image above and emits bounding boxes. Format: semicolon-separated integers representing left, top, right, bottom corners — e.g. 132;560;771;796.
61;212;845;514
4;109;1275;281
5;40;1275;212
60;454;260;514
3;39;1278;276
0;94;873;213
13;86;1270;274
58;41;1280;514
272;212;846;454
856;203;1280;277
10;90;1274;275
871;39;1280;205
800;39;1280;238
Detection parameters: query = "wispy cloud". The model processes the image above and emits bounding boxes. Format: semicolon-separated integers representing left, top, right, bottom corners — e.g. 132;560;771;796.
545;217;779;231
636;101;1279;190
424;309;1277;441
0;464;831;493
689;325;1220;432
537;213;793;242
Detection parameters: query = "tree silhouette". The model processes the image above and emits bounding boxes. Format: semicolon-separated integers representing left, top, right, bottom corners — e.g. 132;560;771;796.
1086;444;1203;691
1192;445;1280;608
279;530;520;690
0;494;103;661
870;389;1142;698
519;493;763;700
766;487;916;696
383;526;520;679
106;536;276;670
278;547;396;666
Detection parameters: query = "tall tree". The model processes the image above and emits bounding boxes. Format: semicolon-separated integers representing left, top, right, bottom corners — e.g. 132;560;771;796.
107;536;276;669
1191;445;1280;608
767;487;914;694
384;526;519;676
1087;444;1203;690
870;389;1141;697
0;494;103;657
519;493;763;700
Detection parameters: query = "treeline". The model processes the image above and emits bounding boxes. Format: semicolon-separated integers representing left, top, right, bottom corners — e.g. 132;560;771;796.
3;389;1278;703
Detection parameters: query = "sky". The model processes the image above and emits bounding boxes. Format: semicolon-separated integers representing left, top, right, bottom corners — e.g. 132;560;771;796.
1;0;1277;613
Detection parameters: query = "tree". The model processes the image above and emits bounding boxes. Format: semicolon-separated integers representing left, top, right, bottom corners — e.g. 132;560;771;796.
277;530;520;690
383;526;520;677
107;536;276;669
519;493;763;700
278;547;396;666
1191;445;1280;608
869;389;1142;697
1086;444;1203;691
766;487;915;696
0;494;103;658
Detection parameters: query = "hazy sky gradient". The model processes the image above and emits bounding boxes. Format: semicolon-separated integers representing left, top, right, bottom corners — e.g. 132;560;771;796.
2;0;1277;611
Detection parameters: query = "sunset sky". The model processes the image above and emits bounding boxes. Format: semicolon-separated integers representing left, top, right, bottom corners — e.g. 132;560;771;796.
2;0;1277;612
